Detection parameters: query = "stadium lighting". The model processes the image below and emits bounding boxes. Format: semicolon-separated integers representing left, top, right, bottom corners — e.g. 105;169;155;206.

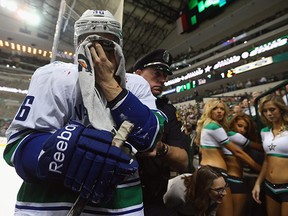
1;1;40;26
0;86;28;94
0;0;18;12
0;39;74;60
17;9;40;26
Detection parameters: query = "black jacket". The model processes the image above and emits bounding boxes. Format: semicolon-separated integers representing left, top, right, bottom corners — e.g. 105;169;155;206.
137;96;190;204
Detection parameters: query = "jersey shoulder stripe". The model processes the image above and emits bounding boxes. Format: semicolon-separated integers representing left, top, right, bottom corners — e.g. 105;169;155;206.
204;122;222;130
261;126;271;132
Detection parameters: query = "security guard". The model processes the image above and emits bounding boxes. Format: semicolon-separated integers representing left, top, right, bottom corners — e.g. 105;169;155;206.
134;49;192;216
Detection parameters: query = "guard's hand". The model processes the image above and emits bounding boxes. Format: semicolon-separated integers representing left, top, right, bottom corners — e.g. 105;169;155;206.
137;141;163;157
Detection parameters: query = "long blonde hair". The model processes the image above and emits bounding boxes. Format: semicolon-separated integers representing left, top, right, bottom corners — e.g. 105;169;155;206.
259;95;288;127
195;99;229;146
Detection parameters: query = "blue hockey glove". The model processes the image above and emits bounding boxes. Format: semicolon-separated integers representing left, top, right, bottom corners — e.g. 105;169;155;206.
36;121;138;203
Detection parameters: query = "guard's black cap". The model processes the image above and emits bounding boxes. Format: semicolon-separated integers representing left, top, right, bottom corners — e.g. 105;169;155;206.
133;49;173;75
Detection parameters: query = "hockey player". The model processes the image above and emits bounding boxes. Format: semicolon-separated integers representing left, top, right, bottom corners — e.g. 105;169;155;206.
3;10;166;215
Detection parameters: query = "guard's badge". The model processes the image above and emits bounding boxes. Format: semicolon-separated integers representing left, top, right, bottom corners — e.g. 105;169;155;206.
162;50;170;64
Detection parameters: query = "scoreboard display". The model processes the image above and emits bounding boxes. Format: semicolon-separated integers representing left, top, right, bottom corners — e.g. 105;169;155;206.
175;69;235;93
177;0;236;34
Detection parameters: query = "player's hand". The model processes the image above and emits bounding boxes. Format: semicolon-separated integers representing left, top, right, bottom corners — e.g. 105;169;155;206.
36;121;138;203
90;41;116;86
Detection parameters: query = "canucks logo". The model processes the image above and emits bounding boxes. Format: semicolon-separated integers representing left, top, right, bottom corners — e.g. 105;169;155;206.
78;54;92;73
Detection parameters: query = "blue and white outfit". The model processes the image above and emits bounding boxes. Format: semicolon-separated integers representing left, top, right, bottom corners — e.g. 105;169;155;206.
4;61;166;216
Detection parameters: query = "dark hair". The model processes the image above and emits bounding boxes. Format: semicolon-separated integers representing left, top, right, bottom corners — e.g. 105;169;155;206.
229;113;261;143
183;165;225;215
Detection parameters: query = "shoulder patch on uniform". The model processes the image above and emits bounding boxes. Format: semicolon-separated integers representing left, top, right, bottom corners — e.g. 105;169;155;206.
204;122;221;130
261;127;271;132
227;131;236;136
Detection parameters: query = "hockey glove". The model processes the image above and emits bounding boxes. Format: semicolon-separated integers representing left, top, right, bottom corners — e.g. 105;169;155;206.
36;121;138;203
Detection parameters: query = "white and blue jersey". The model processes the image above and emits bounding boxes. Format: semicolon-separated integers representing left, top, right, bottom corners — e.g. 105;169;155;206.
4;61;165;216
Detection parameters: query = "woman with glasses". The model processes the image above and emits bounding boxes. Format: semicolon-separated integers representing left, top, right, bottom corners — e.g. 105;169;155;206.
194;99;261;216
163;165;228;216
224;113;263;216
252;95;288;216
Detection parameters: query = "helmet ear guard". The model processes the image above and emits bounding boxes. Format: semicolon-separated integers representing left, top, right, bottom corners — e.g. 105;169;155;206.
74;10;123;47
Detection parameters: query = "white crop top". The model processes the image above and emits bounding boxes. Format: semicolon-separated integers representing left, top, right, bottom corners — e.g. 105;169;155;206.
200;122;230;149
223;131;250;156
261;127;288;158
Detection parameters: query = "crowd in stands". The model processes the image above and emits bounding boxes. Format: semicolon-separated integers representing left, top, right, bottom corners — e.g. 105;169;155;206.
206;75;281;97
177;81;288;139
170;73;287;104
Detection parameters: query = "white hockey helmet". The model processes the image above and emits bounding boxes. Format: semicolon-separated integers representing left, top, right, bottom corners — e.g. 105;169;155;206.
74;10;123;47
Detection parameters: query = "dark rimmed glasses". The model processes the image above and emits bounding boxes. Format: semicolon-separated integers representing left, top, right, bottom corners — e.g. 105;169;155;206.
210;183;229;195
